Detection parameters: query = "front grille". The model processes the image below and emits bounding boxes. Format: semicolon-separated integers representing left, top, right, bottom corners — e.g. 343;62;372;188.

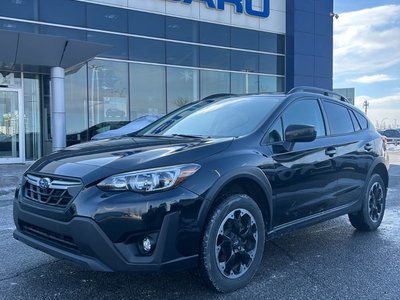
20;221;78;251
23;174;81;208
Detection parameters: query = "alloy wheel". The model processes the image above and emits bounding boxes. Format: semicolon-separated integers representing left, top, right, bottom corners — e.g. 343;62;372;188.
215;208;258;279
368;182;384;222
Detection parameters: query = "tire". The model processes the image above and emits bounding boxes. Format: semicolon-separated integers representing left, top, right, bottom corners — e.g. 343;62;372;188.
199;194;265;293
349;174;386;231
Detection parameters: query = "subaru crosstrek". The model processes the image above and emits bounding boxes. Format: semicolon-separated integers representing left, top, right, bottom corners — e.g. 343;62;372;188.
13;87;389;292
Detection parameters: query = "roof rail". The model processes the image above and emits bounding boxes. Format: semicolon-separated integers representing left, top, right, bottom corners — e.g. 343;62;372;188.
201;93;237;100
288;86;350;103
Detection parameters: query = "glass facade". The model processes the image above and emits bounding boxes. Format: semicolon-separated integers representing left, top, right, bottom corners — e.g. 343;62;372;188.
0;0;286;160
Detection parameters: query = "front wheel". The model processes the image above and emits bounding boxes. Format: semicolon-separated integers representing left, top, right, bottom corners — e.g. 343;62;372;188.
349;174;386;231
199;194;265;292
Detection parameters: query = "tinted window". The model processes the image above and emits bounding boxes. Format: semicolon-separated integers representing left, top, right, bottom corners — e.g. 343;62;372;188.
231;27;258;51
200;70;230;99
200;47;230;70
166;42;199;67
40;26;86;40
354;111;368;129
267;118;283;143
259;54;285;75
129;38;165;64
129;11;165;38
1;0;38;20
283;100;326;137
0;20;38;33
231;50;258;73
259;32;285;54
87;4;127;32
87;32;128;59
349;110;361;131
200;22;230;46
323;101;354;135
130;64;166;119
259;75;284;93
40;0;85;26
166;17;198;42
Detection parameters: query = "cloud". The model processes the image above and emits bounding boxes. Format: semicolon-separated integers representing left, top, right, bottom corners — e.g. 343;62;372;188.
355;93;400;108
351;74;396;84
334;5;400;77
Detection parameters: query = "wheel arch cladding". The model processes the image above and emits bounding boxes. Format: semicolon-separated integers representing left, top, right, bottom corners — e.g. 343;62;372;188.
372;163;389;189
199;169;273;233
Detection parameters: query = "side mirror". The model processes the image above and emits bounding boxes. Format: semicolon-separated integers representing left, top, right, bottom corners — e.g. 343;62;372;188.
285;124;317;143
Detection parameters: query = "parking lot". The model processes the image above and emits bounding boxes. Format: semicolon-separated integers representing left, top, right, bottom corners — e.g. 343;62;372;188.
1;153;399;299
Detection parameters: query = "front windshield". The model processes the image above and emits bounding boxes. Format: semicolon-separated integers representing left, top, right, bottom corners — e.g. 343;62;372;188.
137;96;283;138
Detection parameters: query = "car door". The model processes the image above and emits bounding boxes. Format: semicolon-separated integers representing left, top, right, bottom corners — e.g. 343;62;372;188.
261;98;338;227
320;100;374;209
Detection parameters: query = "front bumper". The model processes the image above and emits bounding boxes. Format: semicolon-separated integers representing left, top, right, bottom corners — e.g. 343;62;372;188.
13;191;202;272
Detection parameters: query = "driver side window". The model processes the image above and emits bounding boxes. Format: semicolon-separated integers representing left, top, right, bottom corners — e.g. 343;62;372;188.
282;99;326;137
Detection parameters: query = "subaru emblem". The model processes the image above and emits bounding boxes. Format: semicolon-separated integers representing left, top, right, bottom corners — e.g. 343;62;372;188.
38;178;51;190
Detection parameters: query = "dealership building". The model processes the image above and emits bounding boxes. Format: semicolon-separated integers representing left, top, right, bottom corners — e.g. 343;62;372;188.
0;0;333;163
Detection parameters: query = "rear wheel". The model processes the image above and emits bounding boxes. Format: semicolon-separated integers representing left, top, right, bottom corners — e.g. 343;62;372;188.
199;194;265;292
349;174;386;231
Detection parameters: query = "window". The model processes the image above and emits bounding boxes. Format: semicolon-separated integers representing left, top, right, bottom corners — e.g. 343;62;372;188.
40;26;86;41
200;70;230;99
199;47;230;70
166;17;198;43
354;111;368;129
87;3;127;32
323;101;354;135
349;110;361;131
87;32;128;59
259;76;284;93
1;0;38;20
129;38;165;64
259;54;285;75
128;11;165;38
259;32;285;54
266;118;283;144
166;67;199;112
200;22;230;47
65;66;88;144
88;60;129;127
40;0;85;27
231;73;259;94
130;64;166;119
166;42;199;67
231;27;258;51
231;50;258;73
282;100;326;137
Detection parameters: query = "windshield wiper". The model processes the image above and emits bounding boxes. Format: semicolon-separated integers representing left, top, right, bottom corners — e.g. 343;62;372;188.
171;134;208;139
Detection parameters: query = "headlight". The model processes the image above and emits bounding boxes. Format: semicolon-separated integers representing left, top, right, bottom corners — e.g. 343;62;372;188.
97;164;200;192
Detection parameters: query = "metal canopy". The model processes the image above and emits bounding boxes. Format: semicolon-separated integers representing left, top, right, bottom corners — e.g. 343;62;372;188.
0;29;110;73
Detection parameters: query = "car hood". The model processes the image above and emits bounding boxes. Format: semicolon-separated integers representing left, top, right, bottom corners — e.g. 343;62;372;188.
27;136;233;184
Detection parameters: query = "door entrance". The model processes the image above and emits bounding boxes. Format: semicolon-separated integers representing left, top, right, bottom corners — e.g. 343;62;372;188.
0;88;24;163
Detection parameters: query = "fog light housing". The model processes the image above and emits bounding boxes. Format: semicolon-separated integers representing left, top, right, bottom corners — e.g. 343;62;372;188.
139;236;154;255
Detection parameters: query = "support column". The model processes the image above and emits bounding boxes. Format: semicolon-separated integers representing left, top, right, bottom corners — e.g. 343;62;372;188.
51;67;66;152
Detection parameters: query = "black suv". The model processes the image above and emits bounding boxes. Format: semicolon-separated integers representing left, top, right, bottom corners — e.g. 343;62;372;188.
13;87;389;292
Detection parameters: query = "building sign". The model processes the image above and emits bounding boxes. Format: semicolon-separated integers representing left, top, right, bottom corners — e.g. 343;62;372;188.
170;0;270;18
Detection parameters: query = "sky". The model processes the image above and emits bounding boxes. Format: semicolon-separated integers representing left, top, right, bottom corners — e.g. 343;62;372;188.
333;0;400;128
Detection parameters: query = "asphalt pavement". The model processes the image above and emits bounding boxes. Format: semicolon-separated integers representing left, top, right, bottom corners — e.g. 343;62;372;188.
0;153;399;299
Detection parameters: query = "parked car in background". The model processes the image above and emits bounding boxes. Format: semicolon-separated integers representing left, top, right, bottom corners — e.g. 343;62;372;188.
91;114;163;140
14;87;389;292
67;121;129;146
381;129;400;145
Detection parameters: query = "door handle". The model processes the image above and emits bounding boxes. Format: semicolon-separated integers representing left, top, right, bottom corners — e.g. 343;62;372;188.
325;147;337;157
364;143;373;151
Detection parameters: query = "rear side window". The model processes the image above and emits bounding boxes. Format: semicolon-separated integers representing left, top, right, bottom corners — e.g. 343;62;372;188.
282;99;326;137
349;111;361;131
323;101;354;135
354;111;368;129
